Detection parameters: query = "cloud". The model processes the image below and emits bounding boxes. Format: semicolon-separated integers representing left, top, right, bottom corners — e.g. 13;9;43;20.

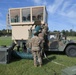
61;1;70;12
33;0;47;5
47;0;76;18
47;0;64;14
33;0;41;4
66;11;76;18
59;2;76;18
42;1;47;5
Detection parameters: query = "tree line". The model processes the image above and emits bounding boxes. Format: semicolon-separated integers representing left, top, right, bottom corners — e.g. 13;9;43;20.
0;29;76;36
0;29;11;36
53;29;76;36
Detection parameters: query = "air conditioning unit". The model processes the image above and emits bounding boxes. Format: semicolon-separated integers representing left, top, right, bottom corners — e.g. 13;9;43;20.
0;46;12;64
61;66;76;75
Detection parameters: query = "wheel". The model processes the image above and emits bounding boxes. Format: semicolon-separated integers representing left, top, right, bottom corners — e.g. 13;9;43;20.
66;45;76;57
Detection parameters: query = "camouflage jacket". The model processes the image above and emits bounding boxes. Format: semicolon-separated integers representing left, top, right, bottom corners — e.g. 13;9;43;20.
29;36;41;51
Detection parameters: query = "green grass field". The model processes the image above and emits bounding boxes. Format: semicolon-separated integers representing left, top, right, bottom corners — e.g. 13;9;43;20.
0;36;12;46
67;36;76;40
0;36;76;75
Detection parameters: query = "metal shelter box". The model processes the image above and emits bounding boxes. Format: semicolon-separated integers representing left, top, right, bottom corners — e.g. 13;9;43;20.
9;6;47;25
0;47;12;64
7;6;48;40
12;25;32;40
61;66;76;75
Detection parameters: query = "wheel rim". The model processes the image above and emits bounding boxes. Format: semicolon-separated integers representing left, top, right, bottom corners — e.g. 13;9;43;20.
69;48;76;56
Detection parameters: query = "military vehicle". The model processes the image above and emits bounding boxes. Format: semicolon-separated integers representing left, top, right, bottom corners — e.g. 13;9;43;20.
6;6;76;60
48;32;76;57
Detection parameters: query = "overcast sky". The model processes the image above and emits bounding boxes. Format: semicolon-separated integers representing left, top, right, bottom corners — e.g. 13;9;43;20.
0;0;76;31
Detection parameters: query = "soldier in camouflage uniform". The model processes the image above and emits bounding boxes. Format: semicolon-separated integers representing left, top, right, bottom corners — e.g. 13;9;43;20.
29;31;42;67
38;32;45;61
41;23;49;49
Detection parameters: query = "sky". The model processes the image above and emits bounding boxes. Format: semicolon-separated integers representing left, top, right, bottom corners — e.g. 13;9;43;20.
0;0;76;31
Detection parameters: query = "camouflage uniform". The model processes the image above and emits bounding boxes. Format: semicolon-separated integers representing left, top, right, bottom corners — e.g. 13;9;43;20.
41;24;49;49
30;34;42;67
42;24;48;35
38;32;45;60
38;32;44;50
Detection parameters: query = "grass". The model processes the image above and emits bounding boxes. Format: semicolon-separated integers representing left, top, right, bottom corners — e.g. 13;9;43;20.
0;36;76;75
0;36;12;46
67;36;76;40
0;54;76;75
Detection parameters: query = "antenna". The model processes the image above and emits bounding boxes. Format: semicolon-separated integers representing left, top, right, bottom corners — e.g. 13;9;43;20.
6;13;11;33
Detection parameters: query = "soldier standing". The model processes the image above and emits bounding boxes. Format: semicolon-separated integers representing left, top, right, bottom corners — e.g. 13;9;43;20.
29;31;42;67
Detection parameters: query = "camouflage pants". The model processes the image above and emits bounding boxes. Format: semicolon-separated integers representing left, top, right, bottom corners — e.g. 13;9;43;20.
32;51;42;66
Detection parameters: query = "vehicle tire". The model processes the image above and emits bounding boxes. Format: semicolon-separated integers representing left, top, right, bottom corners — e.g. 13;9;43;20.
66;45;76;57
